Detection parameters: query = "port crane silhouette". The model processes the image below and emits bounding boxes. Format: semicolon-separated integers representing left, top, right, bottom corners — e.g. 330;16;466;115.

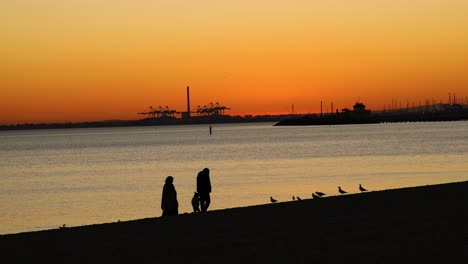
138;106;180;118
194;102;230;117
138;102;229;119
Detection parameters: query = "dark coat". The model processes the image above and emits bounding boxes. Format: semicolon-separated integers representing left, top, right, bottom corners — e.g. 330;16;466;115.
161;182;178;216
196;170;211;194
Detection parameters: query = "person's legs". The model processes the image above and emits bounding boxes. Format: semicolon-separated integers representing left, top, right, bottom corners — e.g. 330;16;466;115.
204;194;211;211
200;198;206;212
168;209;178;216
199;193;210;212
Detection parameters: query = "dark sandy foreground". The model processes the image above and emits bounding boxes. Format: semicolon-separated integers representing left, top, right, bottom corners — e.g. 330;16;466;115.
1;181;467;263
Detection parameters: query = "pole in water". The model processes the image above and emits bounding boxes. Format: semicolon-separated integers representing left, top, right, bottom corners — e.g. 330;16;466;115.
209;125;212;135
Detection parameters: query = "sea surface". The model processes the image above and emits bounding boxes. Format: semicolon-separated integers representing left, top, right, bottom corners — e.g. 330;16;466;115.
1;121;467;234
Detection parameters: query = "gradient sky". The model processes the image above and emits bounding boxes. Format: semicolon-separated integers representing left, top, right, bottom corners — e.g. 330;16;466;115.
2;0;468;124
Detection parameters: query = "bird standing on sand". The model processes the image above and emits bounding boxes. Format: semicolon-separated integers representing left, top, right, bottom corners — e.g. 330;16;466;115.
270;196;278;203
338;186;347;194
315;191;326;197
312;193;321;199
359;184;368;192
292;196;295;200
296;196;302;201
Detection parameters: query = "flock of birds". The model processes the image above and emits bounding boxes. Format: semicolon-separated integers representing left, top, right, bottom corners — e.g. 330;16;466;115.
270;184;369;203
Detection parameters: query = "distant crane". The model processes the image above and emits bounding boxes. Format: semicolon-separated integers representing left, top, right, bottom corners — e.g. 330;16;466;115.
138;106;155;118
138;105;180;119
194;102;230;117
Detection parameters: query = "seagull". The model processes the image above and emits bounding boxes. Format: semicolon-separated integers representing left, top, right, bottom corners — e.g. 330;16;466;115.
292;196;295;200
315;191;326;197
359;184;368;192
338;186;347;194
270;196;278;203
296;196;302;201
312;193;321;199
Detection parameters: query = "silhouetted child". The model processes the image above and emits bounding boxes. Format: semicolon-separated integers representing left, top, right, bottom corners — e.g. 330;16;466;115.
192;192;200;213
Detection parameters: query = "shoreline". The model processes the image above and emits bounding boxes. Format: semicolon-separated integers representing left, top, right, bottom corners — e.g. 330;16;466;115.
275;108;468;126
3;108;467;131
1;180;467;263
0;116;285;131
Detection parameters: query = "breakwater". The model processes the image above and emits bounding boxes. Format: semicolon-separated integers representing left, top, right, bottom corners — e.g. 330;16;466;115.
275;108;468;126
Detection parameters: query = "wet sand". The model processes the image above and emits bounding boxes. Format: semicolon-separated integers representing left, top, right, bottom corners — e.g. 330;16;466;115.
1;181;467;263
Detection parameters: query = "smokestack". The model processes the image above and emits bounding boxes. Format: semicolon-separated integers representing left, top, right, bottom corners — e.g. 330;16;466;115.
186;86;191;118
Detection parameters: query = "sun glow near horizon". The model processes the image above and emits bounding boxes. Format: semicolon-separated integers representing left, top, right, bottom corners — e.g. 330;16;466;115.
2;0;468;124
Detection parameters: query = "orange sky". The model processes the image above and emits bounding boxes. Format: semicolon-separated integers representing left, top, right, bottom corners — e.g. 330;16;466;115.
2;1;468;124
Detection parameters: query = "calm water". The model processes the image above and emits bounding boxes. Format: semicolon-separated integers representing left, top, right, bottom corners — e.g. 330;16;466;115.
1;121;467;234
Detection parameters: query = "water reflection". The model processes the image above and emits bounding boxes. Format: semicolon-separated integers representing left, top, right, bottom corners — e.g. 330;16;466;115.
0;121;467;234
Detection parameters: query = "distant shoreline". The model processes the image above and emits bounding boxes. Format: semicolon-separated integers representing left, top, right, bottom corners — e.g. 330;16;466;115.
275;107;468;126
1;180;467;263
0;115;287;131
2;110;468;131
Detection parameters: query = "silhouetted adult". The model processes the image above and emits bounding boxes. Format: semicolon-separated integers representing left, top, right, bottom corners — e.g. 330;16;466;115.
161;176;178;216
197;168;212;212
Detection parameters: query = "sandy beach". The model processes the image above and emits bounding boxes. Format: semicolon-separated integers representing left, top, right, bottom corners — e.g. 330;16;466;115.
1;181;467;263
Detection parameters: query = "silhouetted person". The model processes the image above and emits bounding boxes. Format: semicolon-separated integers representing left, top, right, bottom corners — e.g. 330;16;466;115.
192;192;200;213
161;176;178;216
197;168;211;212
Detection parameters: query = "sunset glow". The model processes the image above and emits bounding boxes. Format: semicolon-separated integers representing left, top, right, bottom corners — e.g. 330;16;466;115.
2;0;468;124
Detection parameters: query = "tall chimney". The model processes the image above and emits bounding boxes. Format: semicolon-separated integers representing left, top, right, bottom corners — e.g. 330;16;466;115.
186;86;191;118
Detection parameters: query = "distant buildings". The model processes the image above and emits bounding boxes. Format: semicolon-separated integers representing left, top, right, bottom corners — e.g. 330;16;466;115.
341;102;371;115
275;100;468;126
353;102;367;112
